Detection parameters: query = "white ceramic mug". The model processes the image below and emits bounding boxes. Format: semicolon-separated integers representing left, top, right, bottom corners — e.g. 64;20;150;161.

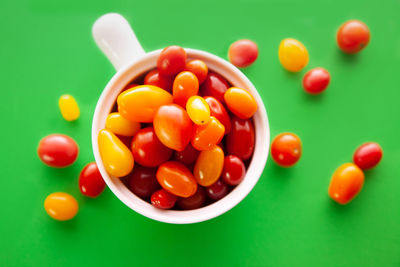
91;13;270;224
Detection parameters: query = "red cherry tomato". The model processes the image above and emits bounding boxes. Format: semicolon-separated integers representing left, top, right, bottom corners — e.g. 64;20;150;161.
157;46;187;76
337;20;370;54
204;96;232;134
151;189;177;209
131;127;172;167
38;134;79;167
79;162;106;198
222;155;246;186
153;104;193;151
226;117;255;161
228;39;258;68
200;72;229;103
144;69;173;92
128;166;160;199
157;161;197;198
174;144;200;165
353;142;383;170
177;187;206;210
185;59;208;84
271;132;302;167
303;68;330;94
206;179;228;201
173;71;199;107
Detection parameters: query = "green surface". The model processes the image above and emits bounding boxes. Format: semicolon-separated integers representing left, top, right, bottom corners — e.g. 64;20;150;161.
1;0;399;266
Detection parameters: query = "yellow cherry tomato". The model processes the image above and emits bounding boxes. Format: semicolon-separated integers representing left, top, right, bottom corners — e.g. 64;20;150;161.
278;38;309;72
58;94;80;121
117;85;173;122
186;96;210;125
98;129;134;177
224;87;257;119
105;112;141;136
194;145;224;186
44;192;78;221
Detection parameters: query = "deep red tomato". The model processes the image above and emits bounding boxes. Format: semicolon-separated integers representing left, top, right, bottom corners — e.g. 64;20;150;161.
200;72;229;103
79;162;106;198
204;96;232;134
271;132;302;167
353;142;383;170
131;127;172;167
153;104;193;151
128;166;160;199
151;189;177;209
337;20;370;54
144;69;173;92
157;46;187;76
38;134;79;167
303;68;330;94
177;187;206;210
226;117;255;161
228;39;258;68
185;59;208;84
117;135;133;148
222;155;246;186
206;179;228;201
174;144;200;165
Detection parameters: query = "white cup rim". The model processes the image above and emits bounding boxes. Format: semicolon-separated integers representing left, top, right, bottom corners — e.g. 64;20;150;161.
92;48;270;224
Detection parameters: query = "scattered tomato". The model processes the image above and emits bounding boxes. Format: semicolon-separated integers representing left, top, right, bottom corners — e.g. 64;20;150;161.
38;134;79;168
228;39;258;68
353;142;383;170
303;68;330;94
44;192;79;221
337;20;370;54
278;38;309;72
271;132;302;167
79;162;106;198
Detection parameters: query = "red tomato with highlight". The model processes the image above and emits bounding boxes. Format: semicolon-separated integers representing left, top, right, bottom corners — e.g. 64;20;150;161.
337;20;370;54
157;46;187;76
185;59;208;84
222;155;246;186
177;187;206;210
151;189;177;209
38;134;79;168
353;142;383;170
144;69;173;92
206;179;228;201
131;127;172;167
200;72;229;103
228;39;258;68
303;68;330;94
204;96;232;134
271;132;302;167
174;144;200;165
128;166;160;199
79;162;106;198
226;117;255;161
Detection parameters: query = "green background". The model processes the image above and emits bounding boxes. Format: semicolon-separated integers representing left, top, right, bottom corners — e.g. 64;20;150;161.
1;0;399;266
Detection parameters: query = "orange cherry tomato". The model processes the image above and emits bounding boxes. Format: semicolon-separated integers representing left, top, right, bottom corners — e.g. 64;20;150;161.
329;163;365;204
44;192;79;221
192;116;225;151
224;87;257;119
185;60;208;84
173;71;199;107
153;104;193;151
271;132;302;167
337;20;370;54
156;161;197;197
194;145;224;186
117;85;172;122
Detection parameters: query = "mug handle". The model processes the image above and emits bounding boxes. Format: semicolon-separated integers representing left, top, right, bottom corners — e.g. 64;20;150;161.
92;13;146;71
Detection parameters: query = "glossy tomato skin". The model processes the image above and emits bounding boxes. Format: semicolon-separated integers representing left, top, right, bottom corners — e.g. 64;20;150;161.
79;162;106;198
105;112;141;136
131;127;172;167
174;144;200;165
222;155;246;186
206;179;228;201
271;132;302;167
204;96;232;134
224;87;257;119
128;166;160;199
38;134;79;168
144;69;173;92
151;189;177;209
44;192;79;221
226;117;255;161
173;71;199;107
192;116;225;151
157;46;187;76
153;104;193;151
228;39;258;68
185;60;208;84
177;187;206;210
200;72;229;103
278;38;309;72
337;20;370;54
157;161;197;197
194;146;224;186
353;142;383;170
186;96;211;125
303;68;330;94
329;163;365;204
